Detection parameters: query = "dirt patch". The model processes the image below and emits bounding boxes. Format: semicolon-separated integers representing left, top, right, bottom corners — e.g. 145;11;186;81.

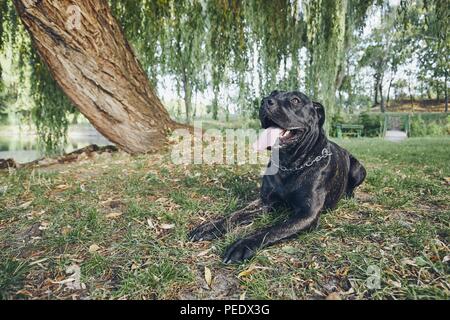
178;266;240;300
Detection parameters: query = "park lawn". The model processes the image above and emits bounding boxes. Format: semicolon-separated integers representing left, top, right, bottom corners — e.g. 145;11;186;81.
0;137;449;300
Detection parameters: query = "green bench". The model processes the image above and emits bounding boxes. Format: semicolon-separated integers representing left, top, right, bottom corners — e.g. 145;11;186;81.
335;124;364;138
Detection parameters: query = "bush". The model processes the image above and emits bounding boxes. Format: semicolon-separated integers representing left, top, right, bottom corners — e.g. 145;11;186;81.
410;114;448;137
0;114;9;126
427;123;444;136
359;113;383;137
410;115;428;137
330;112;448;138
330;113;346;137
446;116;450;135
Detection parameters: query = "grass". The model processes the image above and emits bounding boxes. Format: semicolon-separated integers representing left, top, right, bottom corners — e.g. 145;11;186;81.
0;137;449;300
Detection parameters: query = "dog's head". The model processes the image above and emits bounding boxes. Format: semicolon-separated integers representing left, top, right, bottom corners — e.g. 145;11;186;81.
259;90;325;151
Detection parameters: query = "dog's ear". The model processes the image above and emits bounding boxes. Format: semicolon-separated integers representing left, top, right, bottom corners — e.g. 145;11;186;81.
313;102;326;127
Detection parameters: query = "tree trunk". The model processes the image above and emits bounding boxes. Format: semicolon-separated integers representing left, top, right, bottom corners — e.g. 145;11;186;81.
436;82;441;103
445;71;448;113
13;0;176;154
427;87;432;100
182;71;192;123
379;76;385;113
212;87;219;120
374;73;380;106
387;76;394;108
409;81;414;112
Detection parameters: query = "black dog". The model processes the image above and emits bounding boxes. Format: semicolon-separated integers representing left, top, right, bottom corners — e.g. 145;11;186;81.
189;91;366;264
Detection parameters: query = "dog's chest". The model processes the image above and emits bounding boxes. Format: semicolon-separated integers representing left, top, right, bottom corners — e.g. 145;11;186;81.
261;173;305;202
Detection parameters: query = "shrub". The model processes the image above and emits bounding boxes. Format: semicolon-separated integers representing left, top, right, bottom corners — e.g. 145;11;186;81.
330;113;346;137
359;113;383;137
410;115;428;137
410;114;448;137
446;116;450;135
427;123;444;136
0;114;9;126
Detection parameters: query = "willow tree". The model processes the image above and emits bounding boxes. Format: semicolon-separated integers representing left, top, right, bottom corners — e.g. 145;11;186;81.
109;0;171;88
399;0;449;112
206;0;242;120
11;0;176;153
304;0;378;127
164;1;207;122
2;0;385;146
306;0;349;122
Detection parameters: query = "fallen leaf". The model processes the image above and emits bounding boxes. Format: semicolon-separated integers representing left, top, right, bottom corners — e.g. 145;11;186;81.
16;289;33;297
155;197;169;204
337;266;350;276
19;201;33;209
147;218;155;228
160;223;175;230
197;248;212;257
39;222;50;231
105;212;122;219
100;198;113;205
326;293;342;300
401;258;417;266
153;274;161;282
388;280;402;288
240;292;247;300
131;262;140;271
52;265;86;290
29;258;48;266
443;255;450;263
29;210;45;218
238;265;257;278
55;184;69;191
61;226;72;236
89;244;100;253
204;266;212;287
282;246;297;254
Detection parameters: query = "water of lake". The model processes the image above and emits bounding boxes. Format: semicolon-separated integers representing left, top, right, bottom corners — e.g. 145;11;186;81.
0;124;112;164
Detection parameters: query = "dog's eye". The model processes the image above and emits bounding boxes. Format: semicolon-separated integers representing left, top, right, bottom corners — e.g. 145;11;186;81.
291;98;301;105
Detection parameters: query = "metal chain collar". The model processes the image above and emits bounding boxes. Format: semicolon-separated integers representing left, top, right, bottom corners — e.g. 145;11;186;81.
272;148;333;173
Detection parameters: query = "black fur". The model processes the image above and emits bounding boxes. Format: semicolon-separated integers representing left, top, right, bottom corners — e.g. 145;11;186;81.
189;91;366;264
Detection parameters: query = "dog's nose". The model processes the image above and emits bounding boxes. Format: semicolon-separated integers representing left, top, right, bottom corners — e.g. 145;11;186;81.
267;99;275;106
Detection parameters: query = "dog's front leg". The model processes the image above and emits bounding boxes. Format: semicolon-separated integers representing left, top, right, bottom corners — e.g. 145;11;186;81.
189;200;269;242
222;196;324;264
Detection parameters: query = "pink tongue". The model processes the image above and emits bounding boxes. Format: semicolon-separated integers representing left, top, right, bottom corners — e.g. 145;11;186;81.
253;127;283;152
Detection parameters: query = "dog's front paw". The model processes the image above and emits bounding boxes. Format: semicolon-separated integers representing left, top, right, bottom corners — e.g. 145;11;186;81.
222;238;259;264
189;219;226;242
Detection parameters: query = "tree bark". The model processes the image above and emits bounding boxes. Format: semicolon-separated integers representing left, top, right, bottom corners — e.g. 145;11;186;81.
436;81;441;103
13;0;177;153
212;87;219;120
445;71;448;113
374;73;380;106
379;75;385;113
182;70;192;123
387;76;394;108
409;81;414;112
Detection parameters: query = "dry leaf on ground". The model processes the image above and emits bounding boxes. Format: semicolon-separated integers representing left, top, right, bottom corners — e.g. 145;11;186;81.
205;266;212;287
89;244;100;253
105;212;122;219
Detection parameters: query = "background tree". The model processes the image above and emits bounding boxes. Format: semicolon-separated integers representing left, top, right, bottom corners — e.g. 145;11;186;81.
411;0;448;112
164;1;207;123
10;0;176;153
0;0;447;153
